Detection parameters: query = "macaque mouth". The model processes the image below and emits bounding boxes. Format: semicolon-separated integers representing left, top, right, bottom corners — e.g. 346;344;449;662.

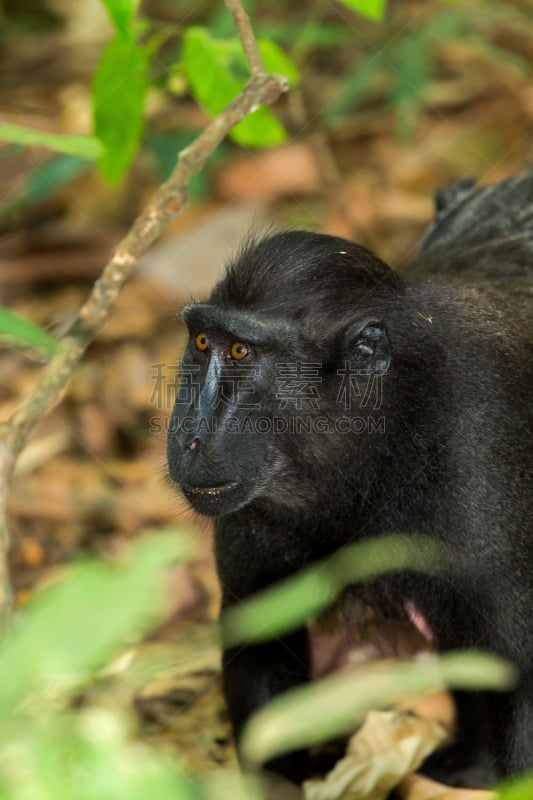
182;481;239;497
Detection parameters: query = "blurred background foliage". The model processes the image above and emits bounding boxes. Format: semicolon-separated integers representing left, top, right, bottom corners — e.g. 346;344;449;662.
0;0;533;797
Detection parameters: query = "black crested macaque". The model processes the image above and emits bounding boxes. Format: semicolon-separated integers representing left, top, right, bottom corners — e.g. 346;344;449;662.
167;171;533;786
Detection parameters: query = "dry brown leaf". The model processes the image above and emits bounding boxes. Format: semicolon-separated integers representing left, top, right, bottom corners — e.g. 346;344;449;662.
140;205;270;301
304;710;448;800
126;628;233;772
14;431;71;476
215;143;321;200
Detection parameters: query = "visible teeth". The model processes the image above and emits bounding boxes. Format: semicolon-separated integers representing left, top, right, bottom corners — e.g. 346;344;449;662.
186;482;237;496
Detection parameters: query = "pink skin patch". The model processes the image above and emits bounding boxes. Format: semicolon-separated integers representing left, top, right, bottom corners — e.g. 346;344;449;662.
405;601;434;641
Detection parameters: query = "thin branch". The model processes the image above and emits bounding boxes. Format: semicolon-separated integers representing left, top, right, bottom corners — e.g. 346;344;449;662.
3;77;287;460
225;0;266;75
0;1;289;625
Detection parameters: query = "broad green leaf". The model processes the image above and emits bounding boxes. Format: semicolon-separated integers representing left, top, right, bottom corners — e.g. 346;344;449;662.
257;40;300;87
182;28;236;112
92;36;148;182
0;307;57;358
231;106;286;148
242;652;515;765
99;0;139;35
223;534;444;647
0;124;101;160
0;529;193;717
338;0;387;21
183;27;290;148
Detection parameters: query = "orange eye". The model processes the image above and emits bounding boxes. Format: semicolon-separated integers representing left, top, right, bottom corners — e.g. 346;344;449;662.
230;341;249;360
195;333;209;351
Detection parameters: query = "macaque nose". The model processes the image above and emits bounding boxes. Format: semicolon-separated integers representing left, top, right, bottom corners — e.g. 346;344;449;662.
185;436;200;452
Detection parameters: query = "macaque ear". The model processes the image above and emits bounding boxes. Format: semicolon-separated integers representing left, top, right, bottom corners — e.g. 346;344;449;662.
345;318;391;373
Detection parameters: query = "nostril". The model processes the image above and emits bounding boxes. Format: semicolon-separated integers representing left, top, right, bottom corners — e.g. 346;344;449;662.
186;437;200;452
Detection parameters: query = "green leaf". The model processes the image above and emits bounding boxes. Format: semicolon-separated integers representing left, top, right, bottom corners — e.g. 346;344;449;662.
231;106;286;148
0;124;101;160
92;35;148;182
0;710;201;800
499;777;533;800
338;0;387;21
0;307;58;359
242;652;515;765
0;529;193;718
99;0;139;35
223;534;444;647
183;27;290;148
257;39;300;86
0;711;262;799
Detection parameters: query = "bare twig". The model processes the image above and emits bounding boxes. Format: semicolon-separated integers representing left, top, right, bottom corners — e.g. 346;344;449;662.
0;1;289;624
225;0;266;75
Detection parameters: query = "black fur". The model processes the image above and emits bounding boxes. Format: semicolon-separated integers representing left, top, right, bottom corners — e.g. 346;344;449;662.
167;171;533;785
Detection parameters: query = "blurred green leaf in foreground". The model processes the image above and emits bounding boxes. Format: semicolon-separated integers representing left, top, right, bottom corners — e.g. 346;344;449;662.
0;307;58;361
0;529;192;717
222;534;515;780
223;534;444;647
242;651;515;766
0;529;265;799
0;124;101;161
